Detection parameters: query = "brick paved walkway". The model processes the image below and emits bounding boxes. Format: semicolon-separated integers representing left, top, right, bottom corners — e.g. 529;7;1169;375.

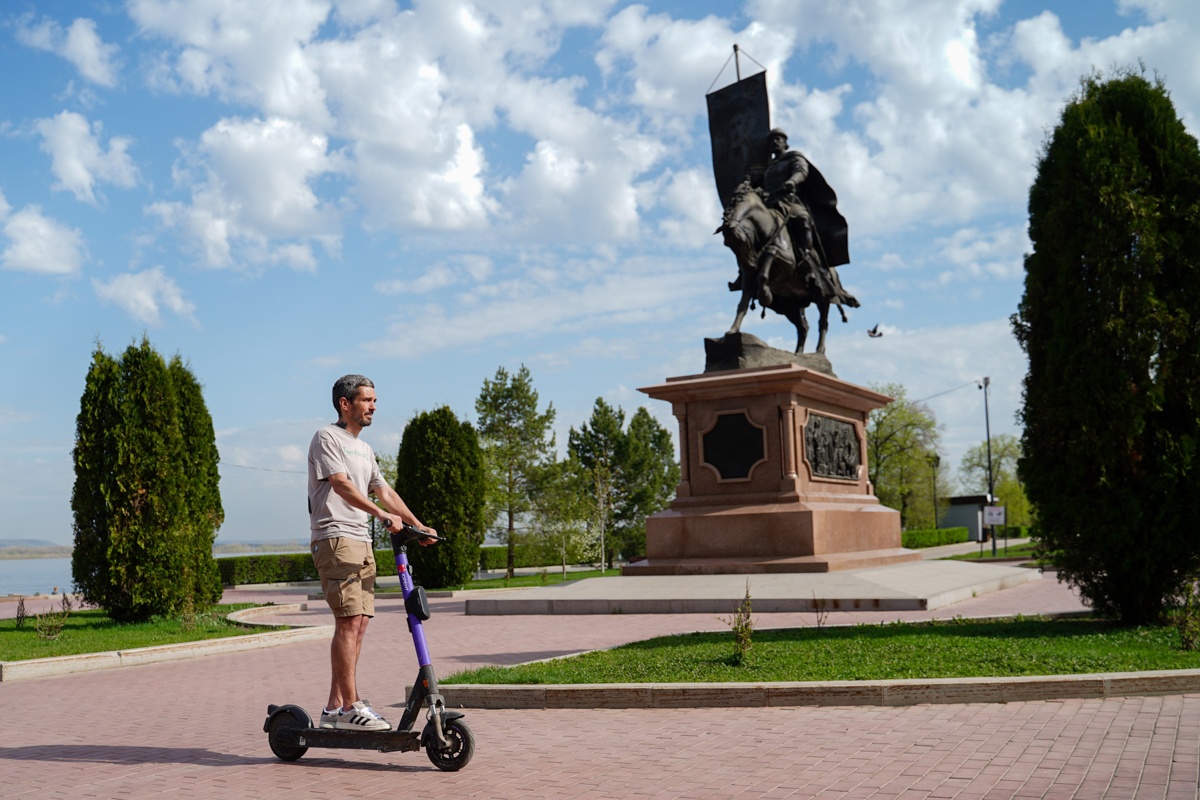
4;575;1199;798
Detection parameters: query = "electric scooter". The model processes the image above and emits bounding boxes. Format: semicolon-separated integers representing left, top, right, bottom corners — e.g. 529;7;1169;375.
264;522;475;771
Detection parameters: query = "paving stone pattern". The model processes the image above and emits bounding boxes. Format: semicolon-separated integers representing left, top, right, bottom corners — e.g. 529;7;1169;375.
3;575;1199;797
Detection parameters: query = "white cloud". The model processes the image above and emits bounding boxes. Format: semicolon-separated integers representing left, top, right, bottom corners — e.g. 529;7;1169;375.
651;168;725;249
128;0;333;128
0;203;85;275
148;116;340;269
15;16;120;86
928;224;1030;285
360;251;723;359
353;122;496;232
34;111;137;204
130;0;673;244
92;266;196;325
376;254;493;296
596;4;796;142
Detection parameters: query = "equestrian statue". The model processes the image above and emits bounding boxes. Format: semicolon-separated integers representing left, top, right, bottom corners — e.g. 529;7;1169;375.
716;128;858;355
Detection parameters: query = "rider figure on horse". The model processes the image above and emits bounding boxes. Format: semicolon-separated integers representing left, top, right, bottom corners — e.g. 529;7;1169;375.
727;128;850;309
761;129;816;260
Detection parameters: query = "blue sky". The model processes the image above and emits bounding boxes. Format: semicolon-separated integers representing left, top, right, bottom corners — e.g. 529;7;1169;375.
0;0;1193;545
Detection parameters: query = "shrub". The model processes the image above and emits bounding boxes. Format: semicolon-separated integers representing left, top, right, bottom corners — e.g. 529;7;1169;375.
476;542;588;572
901;527;969;549
218;549;399;586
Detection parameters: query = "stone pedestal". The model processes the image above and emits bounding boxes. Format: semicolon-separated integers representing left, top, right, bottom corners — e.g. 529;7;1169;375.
629;363;918;575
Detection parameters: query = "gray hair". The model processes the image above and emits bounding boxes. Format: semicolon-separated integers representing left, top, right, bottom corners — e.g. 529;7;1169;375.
332;374;374;413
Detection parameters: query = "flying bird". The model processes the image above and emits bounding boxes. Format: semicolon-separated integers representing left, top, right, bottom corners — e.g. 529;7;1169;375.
868;324;883;338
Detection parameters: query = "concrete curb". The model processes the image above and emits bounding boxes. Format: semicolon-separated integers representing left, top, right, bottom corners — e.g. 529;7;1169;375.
0;604;331;682
435;669;1200;709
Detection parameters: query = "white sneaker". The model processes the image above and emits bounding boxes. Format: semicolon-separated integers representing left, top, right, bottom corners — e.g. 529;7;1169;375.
333;700;390;731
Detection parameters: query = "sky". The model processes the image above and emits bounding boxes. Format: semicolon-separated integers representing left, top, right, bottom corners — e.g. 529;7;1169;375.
1;0;1195;545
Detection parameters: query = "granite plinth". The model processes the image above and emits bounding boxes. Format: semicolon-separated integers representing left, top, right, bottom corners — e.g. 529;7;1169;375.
634;362;912;575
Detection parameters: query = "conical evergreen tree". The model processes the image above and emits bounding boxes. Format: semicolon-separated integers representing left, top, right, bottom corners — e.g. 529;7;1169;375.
1013;70;1200;624
395;406;486;588
169;356;224;606
71;338;224;621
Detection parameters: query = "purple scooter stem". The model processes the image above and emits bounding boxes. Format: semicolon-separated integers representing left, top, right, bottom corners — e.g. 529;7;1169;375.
394;547;433;667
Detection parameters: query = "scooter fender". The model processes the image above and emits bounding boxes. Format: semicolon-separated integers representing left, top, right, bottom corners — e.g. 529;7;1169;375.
263;703;313;733
421;711;466;749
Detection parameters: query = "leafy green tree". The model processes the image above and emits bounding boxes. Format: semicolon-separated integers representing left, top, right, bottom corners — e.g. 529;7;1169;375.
958;434;1020;496
1013;70;1200;624
71;338;222;622
568;398;626;569
395;406;487;588
526;456;598;576
619;407;680;555
959;434;1032;527
866;383;941;529
475;365;556;578
568;399;678;567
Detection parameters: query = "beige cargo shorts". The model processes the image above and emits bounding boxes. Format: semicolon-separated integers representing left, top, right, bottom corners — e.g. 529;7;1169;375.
311;537;376;617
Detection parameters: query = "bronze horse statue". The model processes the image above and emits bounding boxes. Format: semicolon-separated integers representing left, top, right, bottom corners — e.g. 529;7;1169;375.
716;190;858;355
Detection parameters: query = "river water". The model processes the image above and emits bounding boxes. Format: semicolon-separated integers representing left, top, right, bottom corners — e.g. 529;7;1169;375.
0;550;308;597
0;557;74;597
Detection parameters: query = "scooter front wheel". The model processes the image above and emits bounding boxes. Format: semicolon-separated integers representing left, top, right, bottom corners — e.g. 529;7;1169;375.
267;707;311;762
425;718;475;771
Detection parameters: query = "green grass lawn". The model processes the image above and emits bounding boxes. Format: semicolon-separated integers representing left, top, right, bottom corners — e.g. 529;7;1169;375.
944;541;1043;561
442;617;1200;684
0;603;269;661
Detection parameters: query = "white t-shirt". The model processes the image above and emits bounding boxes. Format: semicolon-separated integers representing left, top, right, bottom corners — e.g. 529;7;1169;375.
308;423;387;543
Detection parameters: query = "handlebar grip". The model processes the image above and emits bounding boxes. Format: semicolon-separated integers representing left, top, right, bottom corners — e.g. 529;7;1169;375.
382;517;445;541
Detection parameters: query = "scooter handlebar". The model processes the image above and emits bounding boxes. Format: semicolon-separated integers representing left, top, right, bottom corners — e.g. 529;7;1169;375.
381;517;446;542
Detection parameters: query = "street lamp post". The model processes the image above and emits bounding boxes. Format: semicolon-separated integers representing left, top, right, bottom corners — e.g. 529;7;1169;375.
928;453;941;529
979;376;995;556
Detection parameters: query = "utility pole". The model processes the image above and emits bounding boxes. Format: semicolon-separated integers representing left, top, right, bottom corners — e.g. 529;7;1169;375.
980;376;995;556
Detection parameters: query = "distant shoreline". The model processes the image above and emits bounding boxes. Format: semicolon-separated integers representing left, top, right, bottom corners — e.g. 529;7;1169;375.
0;542;310;560
0;547;72;560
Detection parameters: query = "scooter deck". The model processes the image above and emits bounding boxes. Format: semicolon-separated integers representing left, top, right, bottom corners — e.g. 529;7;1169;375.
278;724;423;754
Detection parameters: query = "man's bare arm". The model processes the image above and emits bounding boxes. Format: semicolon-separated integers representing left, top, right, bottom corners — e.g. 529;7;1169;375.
326;473;435;539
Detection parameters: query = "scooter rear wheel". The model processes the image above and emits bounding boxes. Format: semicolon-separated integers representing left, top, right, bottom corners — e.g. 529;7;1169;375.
267;707;311;762
425;718;474;771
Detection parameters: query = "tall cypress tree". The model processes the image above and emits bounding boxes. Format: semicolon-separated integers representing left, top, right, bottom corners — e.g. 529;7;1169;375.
71;347;122;603
1013;70;1200;624
169;356;224;606
71;338;223;621
395;406;486;588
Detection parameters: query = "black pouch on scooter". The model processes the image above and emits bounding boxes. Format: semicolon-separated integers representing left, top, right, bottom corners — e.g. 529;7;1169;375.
405;585;431;620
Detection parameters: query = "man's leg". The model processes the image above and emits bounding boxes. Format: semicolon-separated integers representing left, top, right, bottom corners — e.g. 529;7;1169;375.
327;614;368;712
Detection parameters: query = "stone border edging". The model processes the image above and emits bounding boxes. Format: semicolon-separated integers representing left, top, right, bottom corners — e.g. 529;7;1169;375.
0;604;330;682
435;669;1200;709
